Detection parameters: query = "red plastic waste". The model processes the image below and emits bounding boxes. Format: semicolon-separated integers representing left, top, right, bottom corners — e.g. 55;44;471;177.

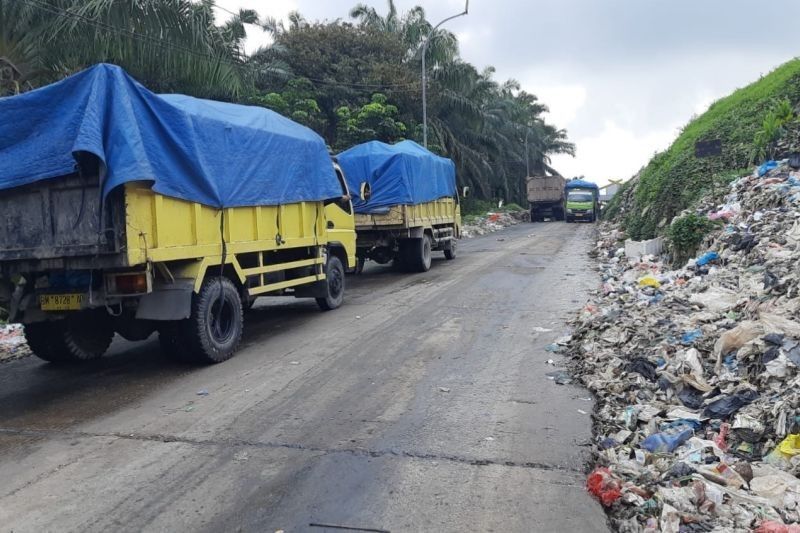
755;521;800;533
587;467;622;507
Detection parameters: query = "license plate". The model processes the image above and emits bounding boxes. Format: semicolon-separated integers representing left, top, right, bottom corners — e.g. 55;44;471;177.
40;293;84;311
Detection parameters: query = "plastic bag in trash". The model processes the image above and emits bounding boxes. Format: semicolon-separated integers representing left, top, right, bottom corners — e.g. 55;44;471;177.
755;521;800;533
586;467;622;507
765;434;800;467
758;160;779;177
695;251;719;267
626;357;658;381
641;427;694;453
702;389;759;419
638;275;661;288
681;329;703;345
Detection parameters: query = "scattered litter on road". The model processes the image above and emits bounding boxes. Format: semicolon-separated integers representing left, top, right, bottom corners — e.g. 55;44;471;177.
289;361;301;365
196;389;209;396
546;370;573;385
533;326;554;333
568;159;800;530
0;323;31;363
438;387;451;393
461;210;529;238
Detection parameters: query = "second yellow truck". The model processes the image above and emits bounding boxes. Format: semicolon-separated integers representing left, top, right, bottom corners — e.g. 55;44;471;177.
338;140;464;273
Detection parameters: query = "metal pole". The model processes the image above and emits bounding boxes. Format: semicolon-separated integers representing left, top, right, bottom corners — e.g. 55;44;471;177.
422;1;469;149
525;127;530;177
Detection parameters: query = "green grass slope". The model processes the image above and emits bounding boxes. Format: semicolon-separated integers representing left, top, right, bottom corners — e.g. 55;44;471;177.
607;58;800;239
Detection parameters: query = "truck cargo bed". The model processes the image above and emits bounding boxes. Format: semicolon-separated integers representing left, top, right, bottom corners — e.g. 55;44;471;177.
354;198;457;230
0;173;126;272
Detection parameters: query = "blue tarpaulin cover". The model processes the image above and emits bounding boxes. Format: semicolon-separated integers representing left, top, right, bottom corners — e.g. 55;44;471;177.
565;179;599;190
337;140;456;213
0;63;341;208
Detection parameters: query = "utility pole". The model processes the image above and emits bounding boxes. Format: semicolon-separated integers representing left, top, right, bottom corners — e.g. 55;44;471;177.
525;126;531;177
421;1;469;149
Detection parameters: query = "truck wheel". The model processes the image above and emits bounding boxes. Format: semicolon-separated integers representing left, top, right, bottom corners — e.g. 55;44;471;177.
63;312;114;361
407;235;432;272
317;255;345;311
444;239;457;260
530;208;537;222
182;277;243;364
158;322;194;363
24;310;114;363
24;322;70;363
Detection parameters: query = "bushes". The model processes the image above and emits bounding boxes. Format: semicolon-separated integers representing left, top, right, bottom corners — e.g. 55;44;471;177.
666;213;715;263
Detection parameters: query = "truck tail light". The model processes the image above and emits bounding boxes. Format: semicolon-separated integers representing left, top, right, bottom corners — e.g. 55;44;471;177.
106;272;149;295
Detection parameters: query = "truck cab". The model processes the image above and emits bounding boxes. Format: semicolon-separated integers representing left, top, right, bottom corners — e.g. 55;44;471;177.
564;179;600;223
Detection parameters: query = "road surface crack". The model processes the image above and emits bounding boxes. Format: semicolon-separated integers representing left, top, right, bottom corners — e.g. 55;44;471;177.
0;426;583;475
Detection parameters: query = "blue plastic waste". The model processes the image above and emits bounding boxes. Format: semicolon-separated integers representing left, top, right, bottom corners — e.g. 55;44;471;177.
758;160;778;177
681;329;703;345
641;428;694;453
695;251;719;267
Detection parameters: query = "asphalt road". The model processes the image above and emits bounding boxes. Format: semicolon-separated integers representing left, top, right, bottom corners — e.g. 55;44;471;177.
0;221;608;533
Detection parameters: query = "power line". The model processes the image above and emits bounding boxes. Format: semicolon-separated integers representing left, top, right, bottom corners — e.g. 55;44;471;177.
17;0;423;93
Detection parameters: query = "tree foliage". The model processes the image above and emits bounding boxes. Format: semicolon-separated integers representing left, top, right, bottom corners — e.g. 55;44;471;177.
1;0;575;205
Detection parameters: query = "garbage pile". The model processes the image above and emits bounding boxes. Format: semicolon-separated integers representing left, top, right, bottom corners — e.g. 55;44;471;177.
568;160;800;531
0;323;30;363
461;209;529;238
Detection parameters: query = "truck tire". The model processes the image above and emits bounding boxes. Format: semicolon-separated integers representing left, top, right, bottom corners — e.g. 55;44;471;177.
158;322;194;363
406;234;432;272
24;310;114;363
24;322;70;363
530;207;537;222
317;255;346;311
181;276;243;364
443;239;457;260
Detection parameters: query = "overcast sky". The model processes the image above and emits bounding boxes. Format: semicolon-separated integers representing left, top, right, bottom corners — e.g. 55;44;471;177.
216;0;800;186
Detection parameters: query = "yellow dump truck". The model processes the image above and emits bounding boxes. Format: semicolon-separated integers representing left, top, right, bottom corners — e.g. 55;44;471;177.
0;64;358;364
338;140;463;273
352;198;462;272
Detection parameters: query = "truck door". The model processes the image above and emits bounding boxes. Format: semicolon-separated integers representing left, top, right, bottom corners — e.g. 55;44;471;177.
324;166;357;267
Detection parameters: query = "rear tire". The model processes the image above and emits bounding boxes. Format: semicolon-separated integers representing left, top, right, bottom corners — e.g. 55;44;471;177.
317;255;346;311
181;277;243;364
24;322;70;363
158;322;194;363
444;239;457;260
24;310;114;363
406;234;433;272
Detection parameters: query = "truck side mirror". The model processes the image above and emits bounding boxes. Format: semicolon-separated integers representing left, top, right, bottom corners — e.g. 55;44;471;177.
462;186;470;198
359;182;371;201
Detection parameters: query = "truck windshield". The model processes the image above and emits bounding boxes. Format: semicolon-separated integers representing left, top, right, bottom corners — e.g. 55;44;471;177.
568;192;593;202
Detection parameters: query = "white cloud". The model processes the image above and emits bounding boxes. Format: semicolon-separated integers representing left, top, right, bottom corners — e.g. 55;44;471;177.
550;120;680;186
532;84;588;127
214;0;298;54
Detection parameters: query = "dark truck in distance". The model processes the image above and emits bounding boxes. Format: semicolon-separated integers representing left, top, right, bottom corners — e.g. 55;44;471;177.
526;175;566;221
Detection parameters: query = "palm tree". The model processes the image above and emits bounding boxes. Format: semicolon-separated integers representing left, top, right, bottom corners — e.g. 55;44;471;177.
0;0;255;98
350;0;458;65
